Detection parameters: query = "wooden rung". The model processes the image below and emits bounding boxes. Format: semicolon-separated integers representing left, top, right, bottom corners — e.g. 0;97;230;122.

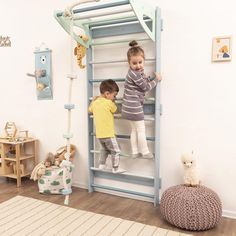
91;37;151;46
89;78;125;83
89;58;155;65
91;167;154;180
73;8;133;21
56;0;130;17
114;114;155;121
89;114;155;121
91;183;155;198
90;150;155;160
89;133;155;141
89;96;155;102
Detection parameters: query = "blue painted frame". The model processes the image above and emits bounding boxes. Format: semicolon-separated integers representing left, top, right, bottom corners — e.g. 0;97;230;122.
86;6;162;206
55;0;162;206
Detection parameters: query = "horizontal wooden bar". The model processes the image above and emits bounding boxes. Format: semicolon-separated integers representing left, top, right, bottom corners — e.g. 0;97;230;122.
89;96;155;102
115;99;155;105
89;133;155;141
91;167;154;180
91;20;152;39
56;0;130;17
92;183;155;198
90;150;155;160
73;8;133;20
88;16;139;28
89;58;155;65
91;37;151;46
89;114;155;121
89;78;125;83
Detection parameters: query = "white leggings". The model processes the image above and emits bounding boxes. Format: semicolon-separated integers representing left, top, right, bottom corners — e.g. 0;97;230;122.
130;120;149;155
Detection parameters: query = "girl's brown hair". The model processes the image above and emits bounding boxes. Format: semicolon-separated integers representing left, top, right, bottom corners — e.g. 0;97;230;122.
127;40;145;62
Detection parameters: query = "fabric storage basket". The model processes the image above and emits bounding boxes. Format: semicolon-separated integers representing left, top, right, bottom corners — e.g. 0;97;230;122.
38;166;72;194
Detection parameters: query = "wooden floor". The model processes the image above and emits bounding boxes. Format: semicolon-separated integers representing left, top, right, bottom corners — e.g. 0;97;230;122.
0;178;235;236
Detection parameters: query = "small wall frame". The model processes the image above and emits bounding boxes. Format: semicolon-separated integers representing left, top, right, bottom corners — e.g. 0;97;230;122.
212;36;232;62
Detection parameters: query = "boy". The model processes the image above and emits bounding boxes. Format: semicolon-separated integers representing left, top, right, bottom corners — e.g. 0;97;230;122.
89;79;125;173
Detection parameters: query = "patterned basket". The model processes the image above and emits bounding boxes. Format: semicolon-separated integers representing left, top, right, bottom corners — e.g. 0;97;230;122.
38;166;72;194
160;185;222;231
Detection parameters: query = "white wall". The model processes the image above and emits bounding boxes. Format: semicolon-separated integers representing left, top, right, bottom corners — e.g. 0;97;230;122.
156;0;236;218
0;0;236;218
0;0;89;186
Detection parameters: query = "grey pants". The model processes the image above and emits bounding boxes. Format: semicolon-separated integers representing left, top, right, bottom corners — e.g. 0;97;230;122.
98;137;120;168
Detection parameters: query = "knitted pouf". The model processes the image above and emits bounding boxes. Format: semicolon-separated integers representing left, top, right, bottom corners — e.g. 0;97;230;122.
160;185;222;231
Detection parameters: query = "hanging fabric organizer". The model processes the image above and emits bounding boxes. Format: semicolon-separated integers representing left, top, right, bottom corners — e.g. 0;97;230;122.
54;0;163;206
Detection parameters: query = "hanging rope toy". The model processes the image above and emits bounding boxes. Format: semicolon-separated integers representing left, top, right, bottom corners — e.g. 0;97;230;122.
61;0;100;205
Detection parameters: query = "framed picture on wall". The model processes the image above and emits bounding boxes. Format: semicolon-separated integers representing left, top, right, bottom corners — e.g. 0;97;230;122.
212;36;232;62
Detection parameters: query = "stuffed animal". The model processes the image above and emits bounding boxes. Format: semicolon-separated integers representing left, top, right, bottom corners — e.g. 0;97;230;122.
181;152;200;187
30;161;46;181
30;152;55;181
74;35;88;69
54;144;76;166
44;152;55;167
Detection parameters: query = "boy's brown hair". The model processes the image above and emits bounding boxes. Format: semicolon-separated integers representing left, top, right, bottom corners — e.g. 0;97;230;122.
127;40;145;62
100;79;119;94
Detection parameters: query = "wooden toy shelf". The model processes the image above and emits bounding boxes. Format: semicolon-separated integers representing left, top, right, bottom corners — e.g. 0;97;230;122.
0;138;38;187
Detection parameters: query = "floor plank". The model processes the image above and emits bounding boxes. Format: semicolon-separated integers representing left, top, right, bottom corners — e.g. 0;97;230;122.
0;178;235;236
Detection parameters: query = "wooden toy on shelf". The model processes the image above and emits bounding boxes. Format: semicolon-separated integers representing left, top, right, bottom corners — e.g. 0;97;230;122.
2;122;31;142
18;130;29;141
4;122;17;141
11;163;25;175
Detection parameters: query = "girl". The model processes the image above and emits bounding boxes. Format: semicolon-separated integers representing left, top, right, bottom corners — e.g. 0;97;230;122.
121;40;162;158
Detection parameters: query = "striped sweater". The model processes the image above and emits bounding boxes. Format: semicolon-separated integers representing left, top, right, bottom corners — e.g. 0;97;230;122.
121;69;158;121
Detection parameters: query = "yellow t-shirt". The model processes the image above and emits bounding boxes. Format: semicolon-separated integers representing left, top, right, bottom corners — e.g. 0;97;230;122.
89;97;117;138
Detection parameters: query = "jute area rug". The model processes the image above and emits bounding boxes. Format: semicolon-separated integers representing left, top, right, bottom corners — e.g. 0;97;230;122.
0;196;193;236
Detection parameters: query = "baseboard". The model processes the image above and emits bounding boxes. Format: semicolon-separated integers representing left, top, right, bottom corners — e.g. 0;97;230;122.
222;210;236;219
72;181;88;189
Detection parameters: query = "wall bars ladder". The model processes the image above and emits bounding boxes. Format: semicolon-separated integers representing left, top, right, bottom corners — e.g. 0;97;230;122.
54;0;163;206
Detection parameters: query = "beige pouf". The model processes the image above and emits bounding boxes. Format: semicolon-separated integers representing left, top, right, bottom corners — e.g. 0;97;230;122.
160;185;222;231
